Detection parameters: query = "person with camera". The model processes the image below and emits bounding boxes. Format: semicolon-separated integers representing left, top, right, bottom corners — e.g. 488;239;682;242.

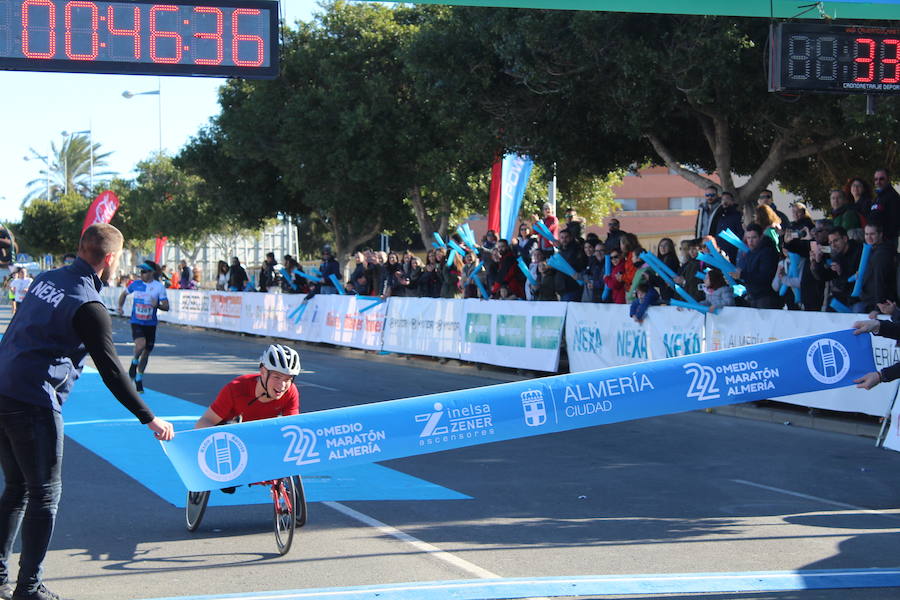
782;220;828;311
810;226;862;310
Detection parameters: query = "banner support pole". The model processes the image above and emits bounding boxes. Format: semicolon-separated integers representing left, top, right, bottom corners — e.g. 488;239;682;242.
876;385;899;448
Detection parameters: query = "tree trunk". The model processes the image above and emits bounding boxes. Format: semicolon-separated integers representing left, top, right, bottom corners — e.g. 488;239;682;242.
647;113;848;227
409;185;435;248
327;208;383;271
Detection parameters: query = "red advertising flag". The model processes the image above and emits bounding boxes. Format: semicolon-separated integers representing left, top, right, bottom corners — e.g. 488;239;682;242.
81;190;120;234
154;237;168;264
487;158;502;234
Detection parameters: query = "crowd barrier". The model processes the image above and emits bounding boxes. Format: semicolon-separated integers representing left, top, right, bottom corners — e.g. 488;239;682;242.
100;287;900;450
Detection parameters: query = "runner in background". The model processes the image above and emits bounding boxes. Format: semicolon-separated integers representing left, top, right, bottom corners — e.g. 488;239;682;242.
117;261;169;392
8;268;32;317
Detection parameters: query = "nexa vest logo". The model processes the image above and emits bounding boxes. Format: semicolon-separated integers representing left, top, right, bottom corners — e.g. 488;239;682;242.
197;432;248;482
520;389;547;427
684;362;720;401
281;425;321;465
806;339;850;385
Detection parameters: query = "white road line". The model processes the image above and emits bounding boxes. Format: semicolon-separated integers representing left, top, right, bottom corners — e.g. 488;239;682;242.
732;479;900;522
323;501;500;579
296;381;340;392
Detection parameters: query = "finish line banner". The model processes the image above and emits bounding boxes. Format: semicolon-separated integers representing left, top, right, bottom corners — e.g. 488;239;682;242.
163;330;874;491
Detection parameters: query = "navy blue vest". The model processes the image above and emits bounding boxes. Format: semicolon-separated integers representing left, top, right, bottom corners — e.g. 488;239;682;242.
0;257;103;411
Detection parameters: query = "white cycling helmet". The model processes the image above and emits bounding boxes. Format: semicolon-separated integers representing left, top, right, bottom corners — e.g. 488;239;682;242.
260;344;301;376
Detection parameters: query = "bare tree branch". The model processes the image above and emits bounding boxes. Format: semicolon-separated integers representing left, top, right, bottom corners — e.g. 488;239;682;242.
644;133;719;190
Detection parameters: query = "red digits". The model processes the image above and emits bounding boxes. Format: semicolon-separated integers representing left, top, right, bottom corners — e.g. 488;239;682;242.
65;1;98;61
854;37;875;83
193;6;223;65
150;4;182;64
21;0;56;59
882;39;900;84
232;8;263;67
107;5;141;59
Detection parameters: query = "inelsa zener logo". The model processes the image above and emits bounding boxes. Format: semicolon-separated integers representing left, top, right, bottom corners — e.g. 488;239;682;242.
806;339;850;385
415;402;495;446
197;431;248;482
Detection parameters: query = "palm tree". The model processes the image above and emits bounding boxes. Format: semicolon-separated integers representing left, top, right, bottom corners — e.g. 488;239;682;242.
22;134;115;206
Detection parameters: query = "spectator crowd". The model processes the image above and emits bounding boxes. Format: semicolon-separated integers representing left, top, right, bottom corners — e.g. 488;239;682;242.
135;169;900;324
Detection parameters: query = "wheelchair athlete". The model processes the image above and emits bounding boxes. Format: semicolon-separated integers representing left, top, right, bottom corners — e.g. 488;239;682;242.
194;343;301;493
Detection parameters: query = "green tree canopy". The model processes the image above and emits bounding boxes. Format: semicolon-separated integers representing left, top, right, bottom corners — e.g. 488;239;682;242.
410;8;900;213
16;193;91;256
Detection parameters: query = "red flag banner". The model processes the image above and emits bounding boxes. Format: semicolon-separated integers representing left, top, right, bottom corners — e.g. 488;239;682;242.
154;237;168;264
81;190;120;234
487;158;502;234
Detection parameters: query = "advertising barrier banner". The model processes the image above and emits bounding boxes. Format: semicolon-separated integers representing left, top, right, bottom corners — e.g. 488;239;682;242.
460;299;566;371
382;297;462;359
111;287;898;427
163;329;874;491
565;304;705;372
706;307;898;416
318;295;386;350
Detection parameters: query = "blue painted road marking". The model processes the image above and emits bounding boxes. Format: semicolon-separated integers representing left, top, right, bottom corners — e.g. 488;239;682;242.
64;369;469;507
137;569;900;600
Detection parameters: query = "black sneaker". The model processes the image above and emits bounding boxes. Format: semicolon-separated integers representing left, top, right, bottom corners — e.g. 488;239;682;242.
12;584;66;600
135;379;144;393
0;582;13;600
128;362;137;379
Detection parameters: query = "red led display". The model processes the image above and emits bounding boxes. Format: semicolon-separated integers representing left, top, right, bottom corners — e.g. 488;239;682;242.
0;0;278;78
770;23;900;94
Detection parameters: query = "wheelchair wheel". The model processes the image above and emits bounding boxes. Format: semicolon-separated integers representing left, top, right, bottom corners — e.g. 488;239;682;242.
186;491;210;532
273;477;296;555
293;475;308;528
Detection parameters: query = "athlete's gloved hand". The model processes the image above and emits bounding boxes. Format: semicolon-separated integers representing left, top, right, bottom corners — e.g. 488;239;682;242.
148;417;175;441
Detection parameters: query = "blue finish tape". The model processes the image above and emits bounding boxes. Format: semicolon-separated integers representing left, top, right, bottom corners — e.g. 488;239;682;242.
162;330;874;492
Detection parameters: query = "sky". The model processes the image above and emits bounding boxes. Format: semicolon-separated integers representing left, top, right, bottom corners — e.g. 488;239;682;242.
0;0;325;223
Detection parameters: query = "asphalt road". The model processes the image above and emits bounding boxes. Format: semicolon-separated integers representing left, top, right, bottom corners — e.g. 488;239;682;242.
1;305;899;600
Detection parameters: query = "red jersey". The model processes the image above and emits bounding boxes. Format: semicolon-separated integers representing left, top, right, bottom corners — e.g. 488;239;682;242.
210;374;300;423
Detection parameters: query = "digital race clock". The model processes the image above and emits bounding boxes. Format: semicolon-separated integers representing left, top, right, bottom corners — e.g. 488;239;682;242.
769;23;900;94
0;0;278;78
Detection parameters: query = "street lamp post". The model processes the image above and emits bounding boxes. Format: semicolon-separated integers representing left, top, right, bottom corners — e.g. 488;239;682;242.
122;78;162;156
62;126;93;192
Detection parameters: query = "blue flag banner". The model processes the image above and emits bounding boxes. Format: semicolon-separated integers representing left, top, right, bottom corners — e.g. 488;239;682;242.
851;243;872;299
499;154;534;240
162;329;873;492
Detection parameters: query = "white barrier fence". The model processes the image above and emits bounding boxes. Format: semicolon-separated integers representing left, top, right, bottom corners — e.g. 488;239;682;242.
100;287;899;426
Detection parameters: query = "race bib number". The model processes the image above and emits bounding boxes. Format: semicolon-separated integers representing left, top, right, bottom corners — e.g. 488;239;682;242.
134;302;154;320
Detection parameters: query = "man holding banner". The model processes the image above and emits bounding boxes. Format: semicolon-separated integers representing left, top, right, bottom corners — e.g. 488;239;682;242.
0;224;173;600
854;318;900;389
